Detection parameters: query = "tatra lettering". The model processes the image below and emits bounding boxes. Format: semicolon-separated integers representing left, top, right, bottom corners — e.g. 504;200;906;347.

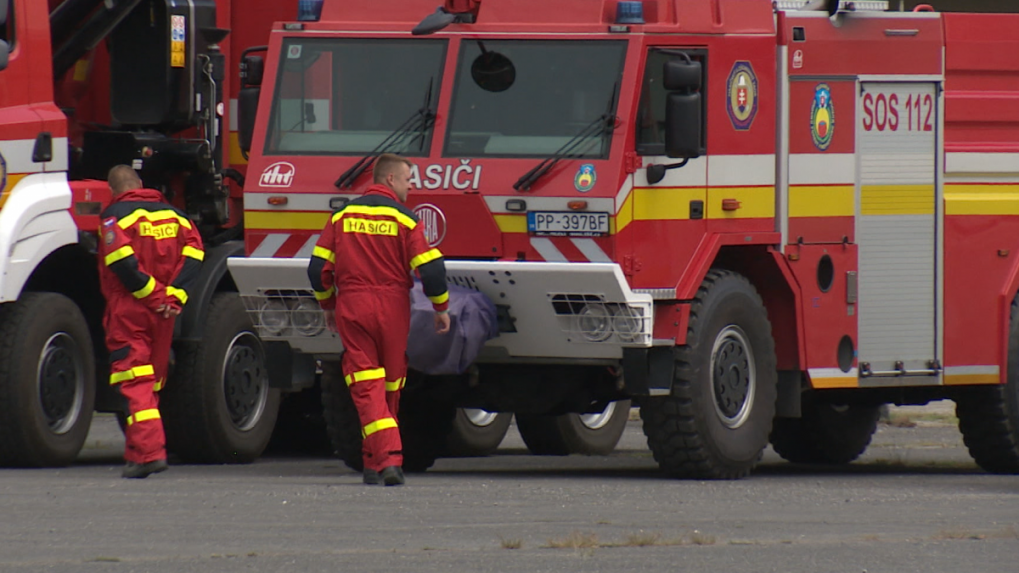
342;218;398;236
138;221;180;240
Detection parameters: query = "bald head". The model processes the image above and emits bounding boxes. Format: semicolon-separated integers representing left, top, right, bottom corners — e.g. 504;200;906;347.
107;165;143;197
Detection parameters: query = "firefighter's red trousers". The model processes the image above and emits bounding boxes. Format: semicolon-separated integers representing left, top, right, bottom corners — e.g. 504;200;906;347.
336;288;410;472
106;305;175;465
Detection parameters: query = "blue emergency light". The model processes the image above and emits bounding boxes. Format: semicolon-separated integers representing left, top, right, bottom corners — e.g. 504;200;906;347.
615;1;645;24
297;0;324;21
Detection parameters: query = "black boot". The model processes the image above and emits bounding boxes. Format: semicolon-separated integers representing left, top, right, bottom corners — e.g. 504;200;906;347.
380;466;405;486
363;469;381;485
122;459;168;479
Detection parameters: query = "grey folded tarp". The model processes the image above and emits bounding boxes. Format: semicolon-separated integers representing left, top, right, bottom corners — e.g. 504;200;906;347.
406;282;499;375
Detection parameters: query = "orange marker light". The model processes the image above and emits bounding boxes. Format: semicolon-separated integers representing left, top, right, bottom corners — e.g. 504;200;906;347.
267;196;289;206
567;201;588;211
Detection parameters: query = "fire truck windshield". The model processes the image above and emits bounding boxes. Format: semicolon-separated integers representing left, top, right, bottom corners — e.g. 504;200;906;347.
444;40;626;158
264;38;446;156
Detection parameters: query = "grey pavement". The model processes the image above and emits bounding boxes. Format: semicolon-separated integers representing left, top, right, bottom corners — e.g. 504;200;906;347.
1;401;1017;573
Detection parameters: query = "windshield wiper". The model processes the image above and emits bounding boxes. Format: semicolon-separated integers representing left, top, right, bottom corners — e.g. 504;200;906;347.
513;82;619;192
334;79;436;189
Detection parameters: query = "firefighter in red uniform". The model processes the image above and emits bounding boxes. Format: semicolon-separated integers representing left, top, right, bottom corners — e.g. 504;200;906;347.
98;166;204;479
308;153;451;486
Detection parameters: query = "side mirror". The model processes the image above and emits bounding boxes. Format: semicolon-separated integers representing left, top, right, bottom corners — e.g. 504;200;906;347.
664;92;702;159
663;58;701;92
237;85;259;154
241;54;264;87
0;40;8;72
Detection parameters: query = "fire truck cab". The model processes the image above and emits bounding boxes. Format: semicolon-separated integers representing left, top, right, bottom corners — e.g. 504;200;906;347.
230;0;1019;478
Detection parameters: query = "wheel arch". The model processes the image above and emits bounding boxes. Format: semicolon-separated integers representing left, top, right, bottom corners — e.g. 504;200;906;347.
175;240;244;342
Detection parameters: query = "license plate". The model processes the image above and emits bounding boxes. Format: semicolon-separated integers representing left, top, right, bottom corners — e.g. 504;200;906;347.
527;211;610;237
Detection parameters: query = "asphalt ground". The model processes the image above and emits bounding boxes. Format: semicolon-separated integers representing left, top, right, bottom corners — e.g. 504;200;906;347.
1;401;1017;573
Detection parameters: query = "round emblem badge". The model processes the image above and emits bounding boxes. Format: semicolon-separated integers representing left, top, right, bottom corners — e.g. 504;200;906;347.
726;61;758;131
413;203;447;247
574;164;596;193
811;83;835;151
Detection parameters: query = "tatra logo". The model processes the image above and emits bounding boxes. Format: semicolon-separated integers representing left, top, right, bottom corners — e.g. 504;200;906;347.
260;162;295;187
342;218;398;236
811;83;835;151
138;221;180;239
409;159;482;191
726;61;758;131
413;204;447;247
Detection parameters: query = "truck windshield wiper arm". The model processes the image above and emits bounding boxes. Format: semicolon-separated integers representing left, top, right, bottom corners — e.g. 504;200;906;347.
335;79;436;189
513;82;619;192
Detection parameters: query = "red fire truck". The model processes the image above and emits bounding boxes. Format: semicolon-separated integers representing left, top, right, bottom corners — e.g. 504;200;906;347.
0;0;301;467
227;0;1019;478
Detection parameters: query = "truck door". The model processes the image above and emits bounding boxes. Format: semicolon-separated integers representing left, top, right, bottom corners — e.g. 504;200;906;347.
856;82;941;383
625;46;708;287
0;1;42;204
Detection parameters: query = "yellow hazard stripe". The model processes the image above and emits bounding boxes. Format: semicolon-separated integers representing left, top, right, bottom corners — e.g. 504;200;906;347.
133;276;157;299
110;364;156;385
334;205;417;230
385;378;406;392
861;184;935;216
118;209;193;230
428;291;449;305
344;367;386;386
104;245;135;266
945;184;1019;216
182;246;205;261
314;287;335;301
245;210;330;231
493;214;527;233
706;186;776;219
127;408;161;426
362;417;398;438
166;286;188;305
313;245;336;264
789;185;855;218
153;378;165;392
409;248;443;270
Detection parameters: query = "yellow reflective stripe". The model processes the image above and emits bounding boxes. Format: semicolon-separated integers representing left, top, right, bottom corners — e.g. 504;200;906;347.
428;291;449;305
182;245;205;261
109;364;156;385
132;276;157;299
333;205;417;230
343;367;386;386
362;417;398;438
104;245;135;266
166;286;188;305
127;408;161;426
312;245;336;264
409;248;443;270
118;209;193;230
153;378;164;392
385;378;406;392
313;287;335;301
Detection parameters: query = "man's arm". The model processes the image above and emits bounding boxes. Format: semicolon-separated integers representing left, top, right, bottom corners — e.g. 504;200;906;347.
307;216;337;311
407;225;450;334
165;218;206;312
100;217;170;313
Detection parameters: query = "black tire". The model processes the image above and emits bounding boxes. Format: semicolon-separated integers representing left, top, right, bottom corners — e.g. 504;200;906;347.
321;363;455;472
955;294;1019;474
445;409;513;457
639;269;777;479
161;292;280;463
769;395;880;464
0;293;96;467
321;360;363;471
517;400;632;456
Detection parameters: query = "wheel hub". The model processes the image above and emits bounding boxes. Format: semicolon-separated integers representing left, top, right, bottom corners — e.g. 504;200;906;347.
579;401;617;430
36;333;84;434
464;408;499;427
711;325;755;429
222;332;268;432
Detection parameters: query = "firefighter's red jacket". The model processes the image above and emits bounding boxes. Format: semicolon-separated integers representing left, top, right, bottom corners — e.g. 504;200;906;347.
307;184;449;311
98;189;205;315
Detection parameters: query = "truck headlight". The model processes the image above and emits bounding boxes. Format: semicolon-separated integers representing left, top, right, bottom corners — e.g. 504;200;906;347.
260;299;289;335
291;298;325;336
612;305;644;343
577;303;612;342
